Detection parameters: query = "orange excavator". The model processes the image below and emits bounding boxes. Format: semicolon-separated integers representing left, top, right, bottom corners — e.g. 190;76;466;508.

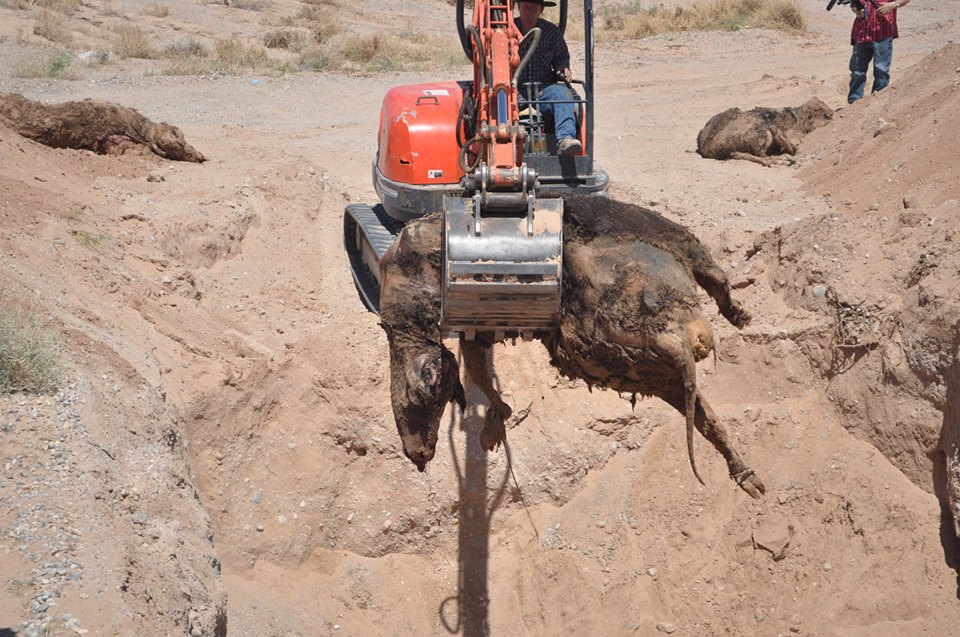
344;0;608;340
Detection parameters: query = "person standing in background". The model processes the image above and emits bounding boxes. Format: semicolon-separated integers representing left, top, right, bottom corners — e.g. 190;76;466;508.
848;0;910;104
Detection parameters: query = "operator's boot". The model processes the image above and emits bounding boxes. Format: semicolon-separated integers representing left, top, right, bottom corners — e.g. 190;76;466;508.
558;137;582;156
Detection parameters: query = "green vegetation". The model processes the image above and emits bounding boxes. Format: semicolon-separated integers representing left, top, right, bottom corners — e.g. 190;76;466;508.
0;306;63;395
71;229;110;248
14;47;75;79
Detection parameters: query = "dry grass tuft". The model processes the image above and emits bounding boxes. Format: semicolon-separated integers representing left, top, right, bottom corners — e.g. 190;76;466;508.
0;305;64;395
599;0;806;39
144;3;170;18
163;35;269;75
1;0;80;12
229;0;269;11
114;25;157;59
262;28;307;51
163;36;208;58
33;8;71;42
336;31;465;72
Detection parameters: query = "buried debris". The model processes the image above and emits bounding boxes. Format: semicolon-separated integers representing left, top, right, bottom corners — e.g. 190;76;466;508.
0;92;205;162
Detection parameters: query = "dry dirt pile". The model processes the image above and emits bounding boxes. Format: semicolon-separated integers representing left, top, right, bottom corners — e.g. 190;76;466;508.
792;42;960;529
0;2;959;637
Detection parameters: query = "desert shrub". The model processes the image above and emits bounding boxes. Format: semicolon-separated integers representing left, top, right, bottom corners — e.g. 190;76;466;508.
287;5;340;43
163;36;209;58
229;0;269;10
144;3;170;18
0;306;63;395
215;35;268;68
342;33;386;65
262;29;306;51
336;31;463;72
163;36;269;75
5;0;81;12
309;16;339;43
599;0;806;39
33;8;71;42
14;47;75;78
114;25;156;59
297;46;339;71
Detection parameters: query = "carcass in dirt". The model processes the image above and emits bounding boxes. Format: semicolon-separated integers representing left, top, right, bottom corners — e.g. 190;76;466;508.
378;195;765;498
378;217;466;471
0;92;205;162
696;97;833;167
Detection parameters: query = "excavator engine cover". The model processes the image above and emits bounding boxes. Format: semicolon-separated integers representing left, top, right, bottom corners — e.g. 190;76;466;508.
375;82;466;220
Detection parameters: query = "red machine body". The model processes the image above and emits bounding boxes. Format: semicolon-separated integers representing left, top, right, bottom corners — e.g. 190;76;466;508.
376;81;465;187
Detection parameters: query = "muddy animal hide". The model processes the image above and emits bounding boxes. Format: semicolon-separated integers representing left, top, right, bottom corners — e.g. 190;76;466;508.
378;213;465;471
696;97;833;167
376;195;764;498
0;92;205;162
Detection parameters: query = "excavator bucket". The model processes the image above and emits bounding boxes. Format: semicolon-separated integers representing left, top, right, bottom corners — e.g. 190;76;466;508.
441;195;563;340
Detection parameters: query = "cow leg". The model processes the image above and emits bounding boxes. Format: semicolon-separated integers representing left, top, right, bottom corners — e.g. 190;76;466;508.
688;261;752;329
460;340;513;451
729;151;774;167
770;127;799;156
661;385;765;499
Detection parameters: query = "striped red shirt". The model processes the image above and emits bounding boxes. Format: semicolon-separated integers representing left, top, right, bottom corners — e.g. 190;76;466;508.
851;0;899;44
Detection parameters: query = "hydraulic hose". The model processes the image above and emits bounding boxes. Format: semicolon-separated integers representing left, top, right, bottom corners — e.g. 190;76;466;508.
458;134;483;175
514;27;541;87
466;25;486;89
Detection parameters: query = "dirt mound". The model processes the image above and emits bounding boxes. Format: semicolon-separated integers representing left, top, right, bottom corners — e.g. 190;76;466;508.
765;43;960;531
800;43;960;212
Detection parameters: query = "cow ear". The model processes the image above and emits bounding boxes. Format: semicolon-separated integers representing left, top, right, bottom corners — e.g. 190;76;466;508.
406;352;436;406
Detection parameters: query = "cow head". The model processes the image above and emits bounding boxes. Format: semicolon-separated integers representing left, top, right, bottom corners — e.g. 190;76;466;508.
798;97;834;133
146;122;206;163
391;345;466;471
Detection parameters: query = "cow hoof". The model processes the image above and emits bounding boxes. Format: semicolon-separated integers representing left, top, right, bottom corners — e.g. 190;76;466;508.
480;425;504;451
480;401;512;451
734;468;765;499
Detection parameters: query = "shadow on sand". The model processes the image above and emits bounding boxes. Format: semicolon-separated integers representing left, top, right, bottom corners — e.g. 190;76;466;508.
439;346;512;636
934;326;960;600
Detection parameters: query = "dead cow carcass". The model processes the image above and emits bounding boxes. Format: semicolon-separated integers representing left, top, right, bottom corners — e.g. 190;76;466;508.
0;92;205;162
378;195;764;498
696;97;833;167
379;217;465;471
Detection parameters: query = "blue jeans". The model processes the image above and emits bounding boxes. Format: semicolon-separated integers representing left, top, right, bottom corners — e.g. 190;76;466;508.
848;37;893;103
538;83;578;141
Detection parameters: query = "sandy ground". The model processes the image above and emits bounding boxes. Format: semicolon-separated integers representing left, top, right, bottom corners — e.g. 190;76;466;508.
1;0;959;636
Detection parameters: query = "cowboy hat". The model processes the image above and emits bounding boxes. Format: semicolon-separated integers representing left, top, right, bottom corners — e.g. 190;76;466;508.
517;0;558;7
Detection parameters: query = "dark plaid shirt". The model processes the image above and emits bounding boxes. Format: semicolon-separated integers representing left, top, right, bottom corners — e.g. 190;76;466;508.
851;0;899;44
514;18;570;89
